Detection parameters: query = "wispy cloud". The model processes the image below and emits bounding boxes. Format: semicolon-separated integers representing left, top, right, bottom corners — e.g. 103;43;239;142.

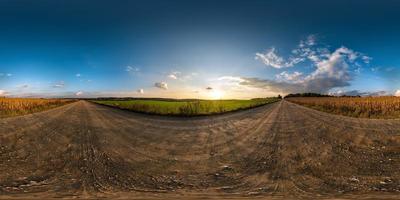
256;34;369;71
154;82;168;90
255;47;303;69
126;66;140;72
275;71;303;83
255;35;319;69
167;71;197;81
137;88;144;94
76;73;82;77
75;91;83;96
168;71;180;80
362;55;372;64
53;81;65;88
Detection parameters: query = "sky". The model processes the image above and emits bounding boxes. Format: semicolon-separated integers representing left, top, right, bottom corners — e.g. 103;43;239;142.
0;0;399;99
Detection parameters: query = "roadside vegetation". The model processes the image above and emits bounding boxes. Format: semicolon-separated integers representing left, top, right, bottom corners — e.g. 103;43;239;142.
93;97;280;116
0;97;75;118
287;96;400;119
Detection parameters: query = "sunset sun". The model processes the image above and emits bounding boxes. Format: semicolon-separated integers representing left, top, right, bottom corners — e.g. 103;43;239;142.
209;89;224;99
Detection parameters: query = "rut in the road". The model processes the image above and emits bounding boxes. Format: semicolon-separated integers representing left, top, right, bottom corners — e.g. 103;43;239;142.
0;100;399;198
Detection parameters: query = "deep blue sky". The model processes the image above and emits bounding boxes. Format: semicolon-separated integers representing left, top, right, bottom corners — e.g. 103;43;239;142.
0;0;399;98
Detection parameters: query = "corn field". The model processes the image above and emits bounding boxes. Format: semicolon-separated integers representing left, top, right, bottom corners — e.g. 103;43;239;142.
287;97;400;119
0;98;75;118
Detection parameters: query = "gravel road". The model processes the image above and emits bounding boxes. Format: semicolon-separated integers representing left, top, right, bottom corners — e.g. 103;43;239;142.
0;100;399;199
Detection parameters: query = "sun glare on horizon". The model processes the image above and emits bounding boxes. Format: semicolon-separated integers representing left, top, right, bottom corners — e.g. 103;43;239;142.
208;89;224;100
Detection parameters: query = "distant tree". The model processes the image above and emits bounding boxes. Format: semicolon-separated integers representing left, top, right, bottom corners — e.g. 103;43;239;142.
284;93;333;98
277;94;282;99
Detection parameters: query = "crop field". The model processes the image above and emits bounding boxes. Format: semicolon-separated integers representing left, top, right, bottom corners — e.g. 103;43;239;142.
92;97;280;116
286;96;400;119
0;98;75;118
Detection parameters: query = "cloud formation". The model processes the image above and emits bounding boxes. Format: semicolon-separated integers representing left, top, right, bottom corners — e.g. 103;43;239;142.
53;81;65;88
126;66;139;71
154;82;168;90
395;90;400;97
168;71;180;80
255;35;319;69
0;90;6;96
252;35;371;94
75;91;83;96
126;66;140;73
275;71;303;83
255;48;303;69
167;71;197;81
137;88;144;94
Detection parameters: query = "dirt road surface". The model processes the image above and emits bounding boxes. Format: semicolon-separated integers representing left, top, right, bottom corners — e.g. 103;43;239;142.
1;100;399;199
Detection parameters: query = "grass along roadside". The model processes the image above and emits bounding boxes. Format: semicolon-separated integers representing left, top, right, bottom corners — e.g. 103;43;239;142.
92;98;280;116
287;96;400;119
0;98;76;118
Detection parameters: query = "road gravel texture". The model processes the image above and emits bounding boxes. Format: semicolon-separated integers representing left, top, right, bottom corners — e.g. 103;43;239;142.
0;100;399;199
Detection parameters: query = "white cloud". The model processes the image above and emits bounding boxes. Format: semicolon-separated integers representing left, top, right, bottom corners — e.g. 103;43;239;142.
53;81;65;88
254;34;372;94
126;66;140;72
239;44;371;94
395;90;400;97
155;82;168;90
168;74;178;80
6;73;12;77
298;34;317;47
0;90;6;96
276;71;303;83
255;48;300;68
362;55;372;64
299;46;362;92
306;47;354;81
167;71;196;81
305;34;316;46
218;76;247;83
76;73;81;77
137;89;144;94
75;91;83;96
256;35;321;69
256;35;371;71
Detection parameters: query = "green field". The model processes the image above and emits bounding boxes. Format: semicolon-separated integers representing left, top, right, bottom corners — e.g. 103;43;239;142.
93;98;280;116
